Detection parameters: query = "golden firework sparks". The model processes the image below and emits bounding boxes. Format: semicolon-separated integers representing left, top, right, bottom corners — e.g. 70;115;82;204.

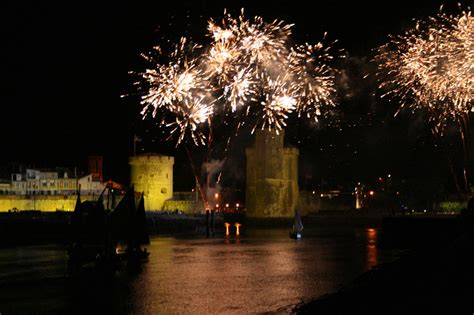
376;8;473;132
138;9;338;145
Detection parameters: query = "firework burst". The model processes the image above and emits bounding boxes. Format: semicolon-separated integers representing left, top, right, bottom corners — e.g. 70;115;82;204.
167;95;214;145
376;8;474;132
256;74;296;133
138;9;339;145
288;42;337;120
139;37;213;145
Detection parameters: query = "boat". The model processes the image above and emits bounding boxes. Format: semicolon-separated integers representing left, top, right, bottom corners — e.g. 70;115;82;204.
67;188;117;271
67;184;150;271
109;185;150;261
290;209;303;239
290;231;302;240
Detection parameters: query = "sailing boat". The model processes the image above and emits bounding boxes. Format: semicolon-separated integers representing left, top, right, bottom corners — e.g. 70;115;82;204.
68;187;115;269
290;209;303;239
109;185;150;261
133;192;150;246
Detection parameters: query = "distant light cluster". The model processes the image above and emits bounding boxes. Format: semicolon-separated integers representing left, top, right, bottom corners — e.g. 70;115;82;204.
376;8;474;133
138;9;338;145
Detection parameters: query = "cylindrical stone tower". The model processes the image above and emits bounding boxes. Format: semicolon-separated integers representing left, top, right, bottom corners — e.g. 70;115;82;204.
129;153;174;211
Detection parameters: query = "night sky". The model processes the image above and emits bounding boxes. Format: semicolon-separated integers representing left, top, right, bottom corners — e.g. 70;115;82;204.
0;0;470;194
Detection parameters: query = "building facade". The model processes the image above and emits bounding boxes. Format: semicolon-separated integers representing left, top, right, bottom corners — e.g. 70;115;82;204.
129;154;174;211
7;169;78;196
246;129;299;217
78;174;106;197
0;164;107;211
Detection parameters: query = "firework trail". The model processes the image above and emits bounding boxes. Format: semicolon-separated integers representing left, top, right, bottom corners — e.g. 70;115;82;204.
138;9;339;146
376;8;473;133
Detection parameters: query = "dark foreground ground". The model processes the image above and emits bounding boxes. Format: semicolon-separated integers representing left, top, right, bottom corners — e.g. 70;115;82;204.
295;216;474;314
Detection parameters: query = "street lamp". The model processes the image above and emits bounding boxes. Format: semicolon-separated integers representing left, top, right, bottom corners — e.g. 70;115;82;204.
214;192;219;210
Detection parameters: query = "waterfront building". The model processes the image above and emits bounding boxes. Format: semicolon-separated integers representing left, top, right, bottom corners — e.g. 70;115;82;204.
0;157;110;211
9;168;79;196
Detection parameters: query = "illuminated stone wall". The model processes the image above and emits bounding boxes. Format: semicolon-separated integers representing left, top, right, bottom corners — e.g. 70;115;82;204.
129;154;174;211
163;200;201;214
246;130;299;217
0;195;101;212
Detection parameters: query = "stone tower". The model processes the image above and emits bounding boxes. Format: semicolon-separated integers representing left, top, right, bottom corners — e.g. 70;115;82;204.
129;153;174;211
246;129;299;217
88;156;103;182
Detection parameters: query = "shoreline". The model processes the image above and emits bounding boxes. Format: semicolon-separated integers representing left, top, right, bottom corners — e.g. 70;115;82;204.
0;210;460;247
294;216;474;314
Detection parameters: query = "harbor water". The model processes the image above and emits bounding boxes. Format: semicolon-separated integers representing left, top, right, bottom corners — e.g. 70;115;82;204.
0;226;398;314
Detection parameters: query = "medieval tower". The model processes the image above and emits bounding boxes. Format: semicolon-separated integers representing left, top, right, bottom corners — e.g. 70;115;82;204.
88;155;103;182
129;153;174;211
246;129;299;217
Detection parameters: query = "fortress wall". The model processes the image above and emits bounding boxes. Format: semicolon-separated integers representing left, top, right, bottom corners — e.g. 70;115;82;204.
0;195;101;212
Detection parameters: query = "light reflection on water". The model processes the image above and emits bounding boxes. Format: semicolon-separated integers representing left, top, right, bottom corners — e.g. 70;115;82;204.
366;228;378;269
0;227;394;314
